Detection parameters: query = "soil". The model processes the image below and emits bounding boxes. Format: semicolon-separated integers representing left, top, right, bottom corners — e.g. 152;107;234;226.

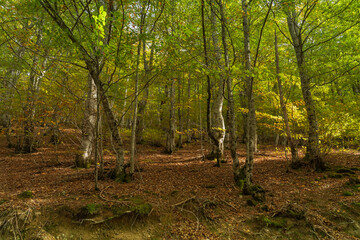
0;130;359;239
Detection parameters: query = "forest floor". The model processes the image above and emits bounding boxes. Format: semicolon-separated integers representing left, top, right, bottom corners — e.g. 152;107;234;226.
0;130;360;240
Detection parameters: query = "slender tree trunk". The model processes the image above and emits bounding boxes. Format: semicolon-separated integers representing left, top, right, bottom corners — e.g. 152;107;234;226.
274;30;299;165
75;74;97;168
177;77;183;148
209;1;226;166
21;30;47;153
130;36;142;176
120;76;129;128
218;0;239;177
166;78;176;154
286;11;325;170
186;76;192;143
1;45;24;148
136;41;154;143
242;0;256;189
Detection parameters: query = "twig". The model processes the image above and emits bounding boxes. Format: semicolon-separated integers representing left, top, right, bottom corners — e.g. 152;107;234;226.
172;196;196;207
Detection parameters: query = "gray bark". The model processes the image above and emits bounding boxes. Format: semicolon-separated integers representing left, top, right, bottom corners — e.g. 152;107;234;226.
218;0;239;176
21;27;47;153
130;36;142;175
209;1;226;166
177;77;183;148
75;74;97;168
87;65;126;178
274;30;299;164
136;41;154;143
242;0;256;188
166;78;176;154
286;10;325;170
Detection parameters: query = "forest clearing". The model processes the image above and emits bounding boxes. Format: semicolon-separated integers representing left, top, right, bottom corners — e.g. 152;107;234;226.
1;0;360;239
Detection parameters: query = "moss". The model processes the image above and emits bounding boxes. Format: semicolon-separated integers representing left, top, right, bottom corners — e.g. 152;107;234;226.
83;203;103;215
336;168;356;174
261;216;286;229
0;200;6;205
350;167;360;171
236;180;245;192
115;172;132;183
260;205;269;212
347;177;360;185
343;191;354;196
328;173;343;179
131;203;152;215
18;190;33;199
247;199;257;206
353;202;360;207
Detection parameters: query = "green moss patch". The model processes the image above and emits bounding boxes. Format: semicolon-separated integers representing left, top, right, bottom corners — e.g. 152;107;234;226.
343;191;354;196
18;190;33;199
261;216;287;229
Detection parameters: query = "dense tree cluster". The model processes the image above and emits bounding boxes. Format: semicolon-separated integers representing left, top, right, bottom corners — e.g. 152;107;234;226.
1;0;359;191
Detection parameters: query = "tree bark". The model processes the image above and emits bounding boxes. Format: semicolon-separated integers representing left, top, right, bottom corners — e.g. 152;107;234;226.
166;78;176;154
136;41;154;143
177;77;183;148
87;64;126;178
286;10;325;170
75;74;97;168
274;30;299;165
209;0;226;166
218;0;239;177
242;0;256;189
21;27;47;153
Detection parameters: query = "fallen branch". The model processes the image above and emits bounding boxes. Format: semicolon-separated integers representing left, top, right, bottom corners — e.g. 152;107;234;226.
172;196;196;207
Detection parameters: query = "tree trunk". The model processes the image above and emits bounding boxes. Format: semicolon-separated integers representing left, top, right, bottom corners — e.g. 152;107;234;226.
21;29;47;153
286;11;325;170
75;74;97;168
136;41;154;144
166;78;176;154
209;1;226;166
130;36;142;175
218;0;239;177
177;77;183;148
1;45;24;148
274;30;299;165
87;64;126;179
186;76;192;143
242;0;256;190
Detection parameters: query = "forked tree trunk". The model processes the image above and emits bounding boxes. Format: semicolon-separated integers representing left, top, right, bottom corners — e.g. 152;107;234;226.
75;74;97;168
286;10;325;170
274;30;299;165
87;65;126;178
